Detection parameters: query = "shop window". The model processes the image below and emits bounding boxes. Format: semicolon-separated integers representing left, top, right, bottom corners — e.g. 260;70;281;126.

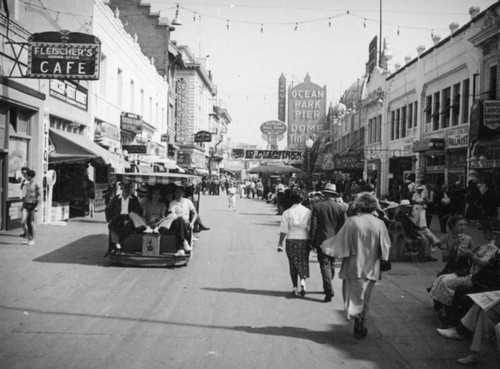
0;106;7;149
408;103;413;129
462;79;469;123
489;64;497;100
426;154;446;167
433;91;440;130
414;102;418;127
390;111;395;141
452;83;460;126
8;107;32;199
401;106;407;138
442;87;451;128
425;95;432;123
377;115;382;142
395;109;400;139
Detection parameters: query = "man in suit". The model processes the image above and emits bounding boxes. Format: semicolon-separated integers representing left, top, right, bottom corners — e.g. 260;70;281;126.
105;182;142;255
310;183;347;302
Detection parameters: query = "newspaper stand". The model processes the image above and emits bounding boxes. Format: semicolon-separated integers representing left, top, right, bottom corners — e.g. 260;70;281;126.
106;172;200;267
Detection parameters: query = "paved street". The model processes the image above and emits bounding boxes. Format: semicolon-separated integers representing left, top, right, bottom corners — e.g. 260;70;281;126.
0;194;498;369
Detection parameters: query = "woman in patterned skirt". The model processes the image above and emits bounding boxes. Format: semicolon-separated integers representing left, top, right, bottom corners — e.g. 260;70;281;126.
277;188;312;297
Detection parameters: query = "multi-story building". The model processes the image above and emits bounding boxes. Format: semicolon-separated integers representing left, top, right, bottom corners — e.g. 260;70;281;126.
331;4;500;209
0;0;171;228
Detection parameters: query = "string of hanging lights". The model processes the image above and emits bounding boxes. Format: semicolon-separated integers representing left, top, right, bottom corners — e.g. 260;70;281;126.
167;3;448;36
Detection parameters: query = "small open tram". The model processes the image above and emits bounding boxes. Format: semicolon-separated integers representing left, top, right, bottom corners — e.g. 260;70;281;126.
106;172;201;267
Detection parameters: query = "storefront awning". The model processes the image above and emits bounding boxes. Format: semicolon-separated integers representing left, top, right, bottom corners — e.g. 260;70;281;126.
49;129;129;170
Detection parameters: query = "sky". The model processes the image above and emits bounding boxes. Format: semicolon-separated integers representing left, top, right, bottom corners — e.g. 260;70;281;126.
150;0;498;147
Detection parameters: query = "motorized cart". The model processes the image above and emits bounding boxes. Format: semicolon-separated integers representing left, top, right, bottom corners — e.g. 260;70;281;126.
105;172;201;267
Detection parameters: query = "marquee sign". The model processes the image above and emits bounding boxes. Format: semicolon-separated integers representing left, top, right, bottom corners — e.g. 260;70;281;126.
230;149;303;161
27;31;101;80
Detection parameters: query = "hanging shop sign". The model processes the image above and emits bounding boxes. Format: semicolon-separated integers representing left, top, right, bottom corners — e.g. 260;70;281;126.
483;100;500;131
49;79;88;110
161;134;170;142
123;145;147;154
230;149;303;161
278;74;287;122
194;130;212;143
334;155;364;170
176;79;188;144
446;133;469;149
121;112;143;133
27;31;101;80
260;120;287;135
412;138;445;152
469;99;500;142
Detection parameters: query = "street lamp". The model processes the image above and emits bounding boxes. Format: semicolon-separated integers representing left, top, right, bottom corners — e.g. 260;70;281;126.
305;137;314;190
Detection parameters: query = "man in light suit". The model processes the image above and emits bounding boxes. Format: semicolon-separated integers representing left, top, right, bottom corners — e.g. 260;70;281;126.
309;183;347;302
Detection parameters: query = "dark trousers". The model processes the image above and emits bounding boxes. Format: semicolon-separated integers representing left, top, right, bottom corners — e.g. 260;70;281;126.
169;218;190;250
316;247;335;297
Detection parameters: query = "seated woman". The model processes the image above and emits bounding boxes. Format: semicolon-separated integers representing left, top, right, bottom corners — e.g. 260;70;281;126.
428;225;499;325
140;188;168;232
437;215;473;276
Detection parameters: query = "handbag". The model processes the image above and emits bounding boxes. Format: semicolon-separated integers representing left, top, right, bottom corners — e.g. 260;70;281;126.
380;259;392;272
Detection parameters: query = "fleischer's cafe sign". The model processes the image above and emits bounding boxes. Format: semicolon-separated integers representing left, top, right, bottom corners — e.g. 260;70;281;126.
27;31;101;80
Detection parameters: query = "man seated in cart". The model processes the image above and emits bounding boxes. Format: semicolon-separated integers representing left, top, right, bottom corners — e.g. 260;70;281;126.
164;185;198;256
105;182;143;255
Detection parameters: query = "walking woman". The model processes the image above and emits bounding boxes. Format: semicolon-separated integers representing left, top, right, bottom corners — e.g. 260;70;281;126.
321;193;391;339
277;188;312;297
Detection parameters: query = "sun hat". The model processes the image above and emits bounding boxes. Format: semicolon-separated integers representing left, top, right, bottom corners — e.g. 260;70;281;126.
322;183;338;195
136;183;150;197
416;185;424;191
380;199;399;210
400;199;412;206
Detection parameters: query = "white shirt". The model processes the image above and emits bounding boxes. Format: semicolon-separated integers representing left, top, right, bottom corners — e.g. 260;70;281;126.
168;198;195;221
279;203;311;240
120;195;130;215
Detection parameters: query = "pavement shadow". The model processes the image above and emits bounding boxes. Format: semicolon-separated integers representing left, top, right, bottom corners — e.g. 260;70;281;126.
252;221;280;226
238;212;275;216
33;234;108;266
69;218;107;224
202;287;325;303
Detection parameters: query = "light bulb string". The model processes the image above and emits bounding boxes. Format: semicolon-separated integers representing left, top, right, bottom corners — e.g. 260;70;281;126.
175;4;449;33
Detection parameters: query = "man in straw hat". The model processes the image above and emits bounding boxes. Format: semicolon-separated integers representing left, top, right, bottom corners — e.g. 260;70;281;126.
309;183;348;302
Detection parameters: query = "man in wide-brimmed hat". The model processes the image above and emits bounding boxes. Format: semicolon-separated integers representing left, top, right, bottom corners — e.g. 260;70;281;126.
309;183;348;302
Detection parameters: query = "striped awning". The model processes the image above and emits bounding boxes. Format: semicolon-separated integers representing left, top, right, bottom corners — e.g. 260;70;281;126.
110;172;201;186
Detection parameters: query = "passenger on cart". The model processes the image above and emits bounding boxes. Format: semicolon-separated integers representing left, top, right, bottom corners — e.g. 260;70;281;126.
165;185;198;256
105;182;143;255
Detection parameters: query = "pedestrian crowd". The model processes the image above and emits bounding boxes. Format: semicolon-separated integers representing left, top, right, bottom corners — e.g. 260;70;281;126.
273;176;500;364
